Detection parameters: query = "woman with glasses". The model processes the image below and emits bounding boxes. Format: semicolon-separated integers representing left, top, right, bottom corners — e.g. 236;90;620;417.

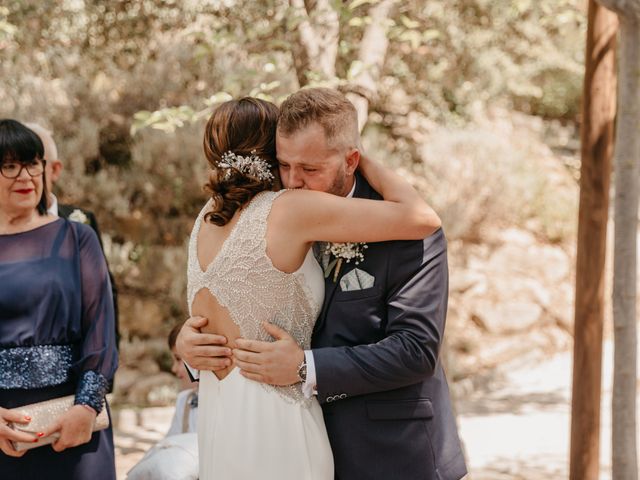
0;119;117;479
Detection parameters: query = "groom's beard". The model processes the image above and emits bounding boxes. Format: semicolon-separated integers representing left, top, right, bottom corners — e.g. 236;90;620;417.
326;165;349;197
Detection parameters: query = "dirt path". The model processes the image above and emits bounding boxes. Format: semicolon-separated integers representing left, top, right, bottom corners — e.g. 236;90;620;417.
457;340;624;480
114;407;174;478
114;340;624;479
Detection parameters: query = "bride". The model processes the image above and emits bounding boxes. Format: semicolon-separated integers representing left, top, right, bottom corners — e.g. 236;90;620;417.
189;97;441;479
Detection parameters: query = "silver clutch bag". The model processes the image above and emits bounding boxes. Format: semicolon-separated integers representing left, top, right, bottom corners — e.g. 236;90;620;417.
9;394;109;451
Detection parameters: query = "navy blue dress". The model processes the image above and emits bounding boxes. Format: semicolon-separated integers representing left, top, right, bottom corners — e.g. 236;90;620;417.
0;218;118;479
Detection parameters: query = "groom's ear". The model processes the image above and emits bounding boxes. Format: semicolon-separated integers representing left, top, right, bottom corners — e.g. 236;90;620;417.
345;148;360;176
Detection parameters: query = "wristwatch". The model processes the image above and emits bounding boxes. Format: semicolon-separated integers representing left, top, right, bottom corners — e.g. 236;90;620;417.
297;358;307;383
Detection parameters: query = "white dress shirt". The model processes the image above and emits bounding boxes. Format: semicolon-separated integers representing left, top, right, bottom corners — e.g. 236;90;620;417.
48;194;59;216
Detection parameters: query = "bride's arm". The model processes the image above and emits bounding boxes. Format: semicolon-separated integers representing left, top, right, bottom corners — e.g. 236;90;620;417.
272;159;441;245
357;154;431;208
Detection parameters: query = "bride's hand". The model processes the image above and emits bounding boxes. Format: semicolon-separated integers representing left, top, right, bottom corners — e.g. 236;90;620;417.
353;153;441;234
234;322;305;386
0;407;41;457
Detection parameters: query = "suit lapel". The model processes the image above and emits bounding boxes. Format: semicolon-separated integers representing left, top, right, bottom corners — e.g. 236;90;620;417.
57;204;73;219
319;266;342;326
352;172;373;199
313;173;375;334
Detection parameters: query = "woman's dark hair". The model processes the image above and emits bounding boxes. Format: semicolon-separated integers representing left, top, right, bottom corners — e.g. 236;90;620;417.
202;97;280;226
0;119;49;215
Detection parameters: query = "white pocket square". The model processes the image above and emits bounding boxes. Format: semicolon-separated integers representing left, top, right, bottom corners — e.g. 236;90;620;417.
340;268;375;292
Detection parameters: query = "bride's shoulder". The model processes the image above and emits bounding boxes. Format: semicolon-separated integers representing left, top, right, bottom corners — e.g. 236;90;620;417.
253;189;296;208
271;189;329;210
253;189;327;224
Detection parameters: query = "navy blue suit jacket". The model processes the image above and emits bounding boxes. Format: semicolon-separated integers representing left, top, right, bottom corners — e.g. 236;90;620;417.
311;174;467;480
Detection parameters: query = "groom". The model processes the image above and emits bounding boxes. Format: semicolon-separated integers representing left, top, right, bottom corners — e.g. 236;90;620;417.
176;88;467;480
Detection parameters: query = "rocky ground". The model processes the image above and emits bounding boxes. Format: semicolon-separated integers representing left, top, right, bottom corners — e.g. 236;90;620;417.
445;226;575;383
113;407;173;478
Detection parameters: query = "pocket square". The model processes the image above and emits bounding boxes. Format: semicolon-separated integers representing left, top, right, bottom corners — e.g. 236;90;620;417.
340;268;375;292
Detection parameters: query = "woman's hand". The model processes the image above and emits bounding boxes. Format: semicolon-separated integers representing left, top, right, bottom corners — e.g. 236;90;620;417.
42;405;96;452
0;406;40;457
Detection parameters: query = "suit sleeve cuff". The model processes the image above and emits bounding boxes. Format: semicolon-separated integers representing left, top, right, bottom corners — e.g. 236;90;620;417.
185;361;200;381
302;350;317;398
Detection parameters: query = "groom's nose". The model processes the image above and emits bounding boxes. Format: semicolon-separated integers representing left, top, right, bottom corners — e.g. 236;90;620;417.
284;169;305;189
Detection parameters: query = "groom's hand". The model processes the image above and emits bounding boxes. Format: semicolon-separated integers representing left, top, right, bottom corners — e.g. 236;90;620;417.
234;322;304;386
175;316;232;371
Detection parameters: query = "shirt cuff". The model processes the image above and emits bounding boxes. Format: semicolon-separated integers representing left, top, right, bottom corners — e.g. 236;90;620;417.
185;361;200;381
302;350;317;398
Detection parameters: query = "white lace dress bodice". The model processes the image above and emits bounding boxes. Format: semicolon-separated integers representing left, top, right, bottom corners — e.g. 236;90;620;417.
187;190;323;404
188;190;333;480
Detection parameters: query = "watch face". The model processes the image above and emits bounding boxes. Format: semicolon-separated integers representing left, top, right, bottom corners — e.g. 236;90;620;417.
298;363;307;382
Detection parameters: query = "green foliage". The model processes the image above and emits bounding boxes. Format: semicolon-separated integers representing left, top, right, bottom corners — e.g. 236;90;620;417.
0;0;586;218
0;6;16;42
119;0;586;131
132;106;205;136
0;0;583;340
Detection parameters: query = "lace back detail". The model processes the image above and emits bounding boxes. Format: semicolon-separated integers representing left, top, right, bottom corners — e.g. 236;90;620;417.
187;191;320;406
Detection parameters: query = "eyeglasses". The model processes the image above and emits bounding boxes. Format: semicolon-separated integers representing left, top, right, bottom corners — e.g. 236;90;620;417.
0;160;47;179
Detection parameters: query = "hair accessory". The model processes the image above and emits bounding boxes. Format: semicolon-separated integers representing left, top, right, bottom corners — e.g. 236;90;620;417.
218;150;274;183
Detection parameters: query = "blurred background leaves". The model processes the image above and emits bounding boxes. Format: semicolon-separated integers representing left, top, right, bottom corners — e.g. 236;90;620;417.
0;0;585;404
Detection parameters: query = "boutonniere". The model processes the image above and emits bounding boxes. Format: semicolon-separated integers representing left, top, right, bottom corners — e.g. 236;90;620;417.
68;209;89;224
323;242;368;282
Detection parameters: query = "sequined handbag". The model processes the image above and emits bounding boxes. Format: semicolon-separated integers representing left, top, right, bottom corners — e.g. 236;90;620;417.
8;394;109;451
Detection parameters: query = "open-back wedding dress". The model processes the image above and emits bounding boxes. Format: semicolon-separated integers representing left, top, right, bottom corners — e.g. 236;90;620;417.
187;190;333;480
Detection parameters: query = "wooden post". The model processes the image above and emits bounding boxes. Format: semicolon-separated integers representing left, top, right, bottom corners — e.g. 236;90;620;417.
570;2;618;480
595;1;640;477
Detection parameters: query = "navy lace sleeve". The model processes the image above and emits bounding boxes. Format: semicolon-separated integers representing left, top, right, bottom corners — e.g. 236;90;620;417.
72;223;118;413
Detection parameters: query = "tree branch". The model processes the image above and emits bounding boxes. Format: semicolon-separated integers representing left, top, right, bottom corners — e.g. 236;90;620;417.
290;0;321;64
345;0;397;132
288;0;339;84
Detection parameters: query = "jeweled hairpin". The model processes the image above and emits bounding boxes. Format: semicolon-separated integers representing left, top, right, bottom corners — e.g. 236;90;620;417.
217;150;274;183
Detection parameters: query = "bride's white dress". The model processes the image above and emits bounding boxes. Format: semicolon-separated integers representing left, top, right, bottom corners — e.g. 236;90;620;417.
187;190;334;480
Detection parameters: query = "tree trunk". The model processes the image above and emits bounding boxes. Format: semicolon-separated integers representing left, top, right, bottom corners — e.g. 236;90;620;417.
570;3;618;480
344;0;396;132
595;1;640;477
592;1;640;477
611;13;640;480
288;0;395;131
288;0;339;85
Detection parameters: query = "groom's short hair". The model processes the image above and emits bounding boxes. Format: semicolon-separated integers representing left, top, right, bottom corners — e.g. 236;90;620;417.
278;88;359;152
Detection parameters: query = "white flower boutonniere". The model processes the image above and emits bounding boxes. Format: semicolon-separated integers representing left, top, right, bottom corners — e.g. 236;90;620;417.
68;209;89;224
323;242;368;282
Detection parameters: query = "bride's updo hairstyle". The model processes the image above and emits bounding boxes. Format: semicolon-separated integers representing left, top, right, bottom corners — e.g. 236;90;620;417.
203;97;279;226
